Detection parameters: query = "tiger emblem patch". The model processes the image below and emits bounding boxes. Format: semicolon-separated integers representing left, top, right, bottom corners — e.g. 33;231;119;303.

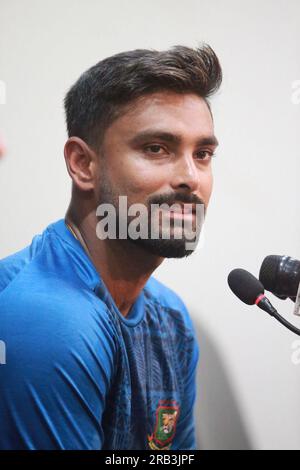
148;400;180;450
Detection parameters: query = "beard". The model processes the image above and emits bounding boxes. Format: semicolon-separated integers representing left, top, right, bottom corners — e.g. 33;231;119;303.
131;235;196;258
129;209;200;258
97;176;205;259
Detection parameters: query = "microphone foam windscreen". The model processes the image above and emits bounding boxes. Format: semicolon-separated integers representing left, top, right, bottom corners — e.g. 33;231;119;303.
228;268;265;305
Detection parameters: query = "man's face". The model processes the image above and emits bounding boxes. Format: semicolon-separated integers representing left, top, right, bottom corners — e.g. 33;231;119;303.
95;91;218;258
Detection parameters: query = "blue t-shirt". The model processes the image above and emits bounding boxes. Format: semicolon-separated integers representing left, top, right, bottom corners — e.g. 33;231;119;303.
0;219;199;450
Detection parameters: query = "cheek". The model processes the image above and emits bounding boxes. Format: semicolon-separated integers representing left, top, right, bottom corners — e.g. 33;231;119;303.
130;171;166;195
111;157;167;196
200;169;214;204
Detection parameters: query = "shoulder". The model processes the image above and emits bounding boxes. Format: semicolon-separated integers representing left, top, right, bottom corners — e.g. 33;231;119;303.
0;280;118;404
0;231;45;294
0;269;117;351
0;224;118;369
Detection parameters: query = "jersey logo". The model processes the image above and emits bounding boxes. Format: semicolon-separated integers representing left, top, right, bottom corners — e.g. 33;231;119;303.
148;400;180;450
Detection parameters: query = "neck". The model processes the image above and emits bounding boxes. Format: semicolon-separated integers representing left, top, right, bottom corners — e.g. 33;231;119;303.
65;204;164;317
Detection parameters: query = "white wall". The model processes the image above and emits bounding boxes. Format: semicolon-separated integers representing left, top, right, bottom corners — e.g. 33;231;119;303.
1;0;300;450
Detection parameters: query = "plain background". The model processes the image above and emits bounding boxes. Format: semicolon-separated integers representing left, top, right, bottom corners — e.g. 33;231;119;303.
0;0;300;450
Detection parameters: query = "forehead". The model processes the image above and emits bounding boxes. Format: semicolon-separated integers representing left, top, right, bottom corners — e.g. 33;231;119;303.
105;91;214;140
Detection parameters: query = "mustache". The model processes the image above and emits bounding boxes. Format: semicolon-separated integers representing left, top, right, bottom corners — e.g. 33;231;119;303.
147;192;206;209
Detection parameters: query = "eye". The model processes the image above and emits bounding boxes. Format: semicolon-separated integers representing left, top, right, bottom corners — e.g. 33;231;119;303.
195;150;216;161
144;144;167;155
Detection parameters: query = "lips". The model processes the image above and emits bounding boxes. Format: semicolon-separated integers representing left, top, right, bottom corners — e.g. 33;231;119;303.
167;203;196;215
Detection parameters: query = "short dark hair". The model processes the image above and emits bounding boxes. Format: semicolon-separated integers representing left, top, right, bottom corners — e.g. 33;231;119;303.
64;44;222;150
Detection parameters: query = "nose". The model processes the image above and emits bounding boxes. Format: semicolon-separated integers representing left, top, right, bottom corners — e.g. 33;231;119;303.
170;153;199;192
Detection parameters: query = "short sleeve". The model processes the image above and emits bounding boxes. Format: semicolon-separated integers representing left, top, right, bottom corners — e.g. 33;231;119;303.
0;286;117;450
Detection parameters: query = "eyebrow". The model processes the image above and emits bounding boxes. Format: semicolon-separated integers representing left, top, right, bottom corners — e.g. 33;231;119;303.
128;130;219;148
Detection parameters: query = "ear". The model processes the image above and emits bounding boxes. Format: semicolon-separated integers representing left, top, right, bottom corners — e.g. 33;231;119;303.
64;137;97;191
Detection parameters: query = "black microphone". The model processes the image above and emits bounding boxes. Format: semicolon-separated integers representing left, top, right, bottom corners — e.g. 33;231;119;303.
259;255;300;302
228;268;300;336
228;268;277;315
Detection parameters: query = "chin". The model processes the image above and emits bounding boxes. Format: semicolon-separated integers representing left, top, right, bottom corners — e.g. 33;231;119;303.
130;237;198;259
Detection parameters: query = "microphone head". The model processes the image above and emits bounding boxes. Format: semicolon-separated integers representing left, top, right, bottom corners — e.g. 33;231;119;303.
259;255;281;292
259;255;300;299
228;268;265;305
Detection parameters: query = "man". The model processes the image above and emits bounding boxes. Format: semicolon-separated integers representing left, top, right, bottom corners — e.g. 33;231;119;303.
0;45;222;450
